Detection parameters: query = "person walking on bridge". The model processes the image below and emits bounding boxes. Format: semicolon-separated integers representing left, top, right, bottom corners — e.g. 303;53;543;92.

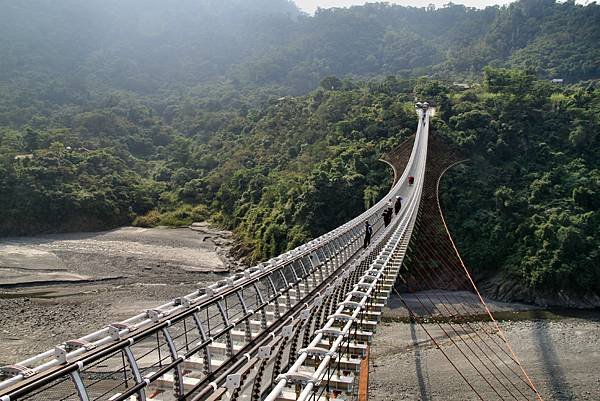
383;200;393;227
394;195;403;214
363;221;373;249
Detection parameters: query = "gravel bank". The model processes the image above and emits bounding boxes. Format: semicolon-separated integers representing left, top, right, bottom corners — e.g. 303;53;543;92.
0;224;244;364
369;310;600;401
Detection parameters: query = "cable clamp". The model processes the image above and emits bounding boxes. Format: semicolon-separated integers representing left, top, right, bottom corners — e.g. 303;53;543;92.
146;309;161;323
0;364;36;379
64;339;96;352
280;372;317;386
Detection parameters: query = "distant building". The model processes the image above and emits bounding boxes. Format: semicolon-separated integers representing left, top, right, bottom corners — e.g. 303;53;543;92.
14;154;33;160
453;82;470;89
551;78;564;84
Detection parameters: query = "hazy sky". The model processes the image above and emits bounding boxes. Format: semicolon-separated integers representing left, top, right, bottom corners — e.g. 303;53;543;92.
295;0;515;13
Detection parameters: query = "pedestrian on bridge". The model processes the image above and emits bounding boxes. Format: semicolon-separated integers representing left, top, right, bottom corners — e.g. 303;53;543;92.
383;203;393;228
383;210;390;227
394;195;403;214
363;221;372;249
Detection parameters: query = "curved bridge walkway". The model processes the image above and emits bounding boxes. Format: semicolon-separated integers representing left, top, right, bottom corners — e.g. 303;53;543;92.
0;110;543;401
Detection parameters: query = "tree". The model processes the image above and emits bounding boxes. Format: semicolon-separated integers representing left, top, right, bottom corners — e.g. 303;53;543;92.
320;76;343;91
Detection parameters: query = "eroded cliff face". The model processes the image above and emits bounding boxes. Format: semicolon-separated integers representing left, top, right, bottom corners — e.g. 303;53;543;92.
477;272;600;309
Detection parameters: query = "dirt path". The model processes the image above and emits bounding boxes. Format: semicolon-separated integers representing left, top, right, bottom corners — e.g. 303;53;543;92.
0;224;244;364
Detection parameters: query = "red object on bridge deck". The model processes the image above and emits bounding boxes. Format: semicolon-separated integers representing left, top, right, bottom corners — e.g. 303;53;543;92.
408;175;414;185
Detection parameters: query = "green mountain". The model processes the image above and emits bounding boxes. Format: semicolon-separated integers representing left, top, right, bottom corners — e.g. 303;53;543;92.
0;0;598;97
0;0;598;299
436;68;600;299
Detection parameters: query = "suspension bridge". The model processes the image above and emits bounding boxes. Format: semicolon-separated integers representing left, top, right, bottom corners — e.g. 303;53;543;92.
0;108;544;401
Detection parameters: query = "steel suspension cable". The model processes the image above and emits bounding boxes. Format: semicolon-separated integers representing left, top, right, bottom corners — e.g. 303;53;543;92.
398;274;515;401
406;256;531;400
412;221;533;371
393;287;485;401
412;218;523;347
415;212;534;358
435;161;545;401
409;236;537;393
396;271;512;400
413;186;542;394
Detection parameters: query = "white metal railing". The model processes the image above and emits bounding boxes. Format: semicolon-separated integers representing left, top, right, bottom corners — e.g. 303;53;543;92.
264;108;429;401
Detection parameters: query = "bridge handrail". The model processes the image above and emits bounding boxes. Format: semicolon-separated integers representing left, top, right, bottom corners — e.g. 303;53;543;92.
264;108;429;401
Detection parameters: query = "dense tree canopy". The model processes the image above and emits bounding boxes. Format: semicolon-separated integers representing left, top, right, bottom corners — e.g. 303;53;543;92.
0;77;416;261
439;68;600;295
0;0;598;298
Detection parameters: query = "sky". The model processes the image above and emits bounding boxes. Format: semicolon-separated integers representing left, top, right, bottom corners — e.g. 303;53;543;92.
294;0;515;13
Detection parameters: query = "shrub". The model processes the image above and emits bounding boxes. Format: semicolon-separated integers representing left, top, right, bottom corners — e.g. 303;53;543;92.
132;210;161;227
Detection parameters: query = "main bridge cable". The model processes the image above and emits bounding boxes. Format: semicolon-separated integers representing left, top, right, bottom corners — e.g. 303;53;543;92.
434;161;545;401
0;111;422;401
262;108;430;401
178;132;423;401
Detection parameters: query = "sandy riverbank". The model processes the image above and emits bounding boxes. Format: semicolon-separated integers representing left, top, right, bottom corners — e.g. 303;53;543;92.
0;224;244;364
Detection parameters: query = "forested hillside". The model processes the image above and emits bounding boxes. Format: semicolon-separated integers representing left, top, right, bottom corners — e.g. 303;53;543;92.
437;69;600;297
0;0;599;297
0;76;416;260
0;0;598;98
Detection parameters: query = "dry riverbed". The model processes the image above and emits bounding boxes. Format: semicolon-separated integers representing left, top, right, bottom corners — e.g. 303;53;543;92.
369;293;600;401
1;230;598;401
0;224;244;364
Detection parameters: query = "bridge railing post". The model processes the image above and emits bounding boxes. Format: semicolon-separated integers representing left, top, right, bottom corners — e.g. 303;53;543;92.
70;370;90;401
